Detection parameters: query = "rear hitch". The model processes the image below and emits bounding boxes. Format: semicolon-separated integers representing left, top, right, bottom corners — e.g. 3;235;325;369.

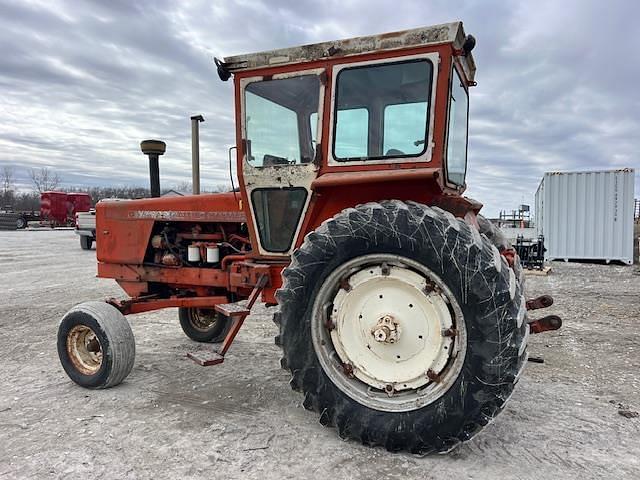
529;314;562;334
526;294;554;311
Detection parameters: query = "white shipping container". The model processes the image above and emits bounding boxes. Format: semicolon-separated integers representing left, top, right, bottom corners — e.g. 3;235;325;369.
535;168;635;265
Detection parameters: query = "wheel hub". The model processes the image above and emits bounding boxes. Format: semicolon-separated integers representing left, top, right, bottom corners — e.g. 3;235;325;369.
190;309;218;332
66;325;103;375
371;315;399;343
330;264;454;392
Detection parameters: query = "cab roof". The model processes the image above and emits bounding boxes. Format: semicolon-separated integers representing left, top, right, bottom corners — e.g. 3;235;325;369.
223;21;476;83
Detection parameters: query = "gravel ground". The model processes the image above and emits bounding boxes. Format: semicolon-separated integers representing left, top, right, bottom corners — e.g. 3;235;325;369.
0;230;639;479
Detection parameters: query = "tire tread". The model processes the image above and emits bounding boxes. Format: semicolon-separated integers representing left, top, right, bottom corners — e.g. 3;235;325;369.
275;202;527;453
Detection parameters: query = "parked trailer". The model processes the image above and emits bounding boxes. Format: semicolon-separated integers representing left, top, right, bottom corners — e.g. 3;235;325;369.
40;191;71;226
0;212;21;231
535;169;635;264
39;191;93;227
67;193;92;218
0;209;39;230
0;191;92;229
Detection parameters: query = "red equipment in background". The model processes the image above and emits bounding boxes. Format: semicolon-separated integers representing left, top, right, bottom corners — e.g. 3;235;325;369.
39;191;92;226
66;193;92;217
40;191;69;225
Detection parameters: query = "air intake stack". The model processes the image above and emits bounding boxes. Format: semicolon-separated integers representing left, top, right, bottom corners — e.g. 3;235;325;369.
140;139;166;198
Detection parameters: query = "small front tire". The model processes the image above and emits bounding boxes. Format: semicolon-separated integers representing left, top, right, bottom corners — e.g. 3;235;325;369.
178;307;230;343
57;302;135;389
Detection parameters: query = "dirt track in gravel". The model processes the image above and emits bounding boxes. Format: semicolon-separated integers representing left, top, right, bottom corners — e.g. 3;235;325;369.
0;230;638;479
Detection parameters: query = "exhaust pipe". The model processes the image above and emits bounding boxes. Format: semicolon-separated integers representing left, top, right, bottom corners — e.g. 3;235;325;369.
140;139;166;198
190;115;205;195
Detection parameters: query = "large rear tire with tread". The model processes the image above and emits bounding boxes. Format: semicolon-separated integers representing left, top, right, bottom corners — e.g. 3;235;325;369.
275;201;527;454
477;214;524;288
57;301;135;389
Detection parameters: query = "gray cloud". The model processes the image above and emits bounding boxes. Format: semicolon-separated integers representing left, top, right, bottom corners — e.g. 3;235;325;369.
0;0;637;215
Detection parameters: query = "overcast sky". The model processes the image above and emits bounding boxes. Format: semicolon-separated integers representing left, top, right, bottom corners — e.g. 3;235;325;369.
0;0;638;216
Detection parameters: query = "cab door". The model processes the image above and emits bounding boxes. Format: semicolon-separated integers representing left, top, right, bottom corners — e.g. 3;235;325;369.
238;69;325;256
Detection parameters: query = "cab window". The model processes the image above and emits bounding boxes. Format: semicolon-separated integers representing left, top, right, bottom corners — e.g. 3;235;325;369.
334;108;369;158
383;102;428;155
445;68;469;186
245;75;320;167
333;59;433;161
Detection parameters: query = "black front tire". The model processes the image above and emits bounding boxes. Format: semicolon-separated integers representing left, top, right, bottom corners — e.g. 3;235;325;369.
57;302;135;389
178;307;230;343
16;216;27;229
80;235;93;250
275;201;527;454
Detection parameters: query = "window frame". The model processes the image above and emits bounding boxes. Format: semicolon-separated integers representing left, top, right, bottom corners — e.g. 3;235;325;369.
443;63;470;188
328;52;440;166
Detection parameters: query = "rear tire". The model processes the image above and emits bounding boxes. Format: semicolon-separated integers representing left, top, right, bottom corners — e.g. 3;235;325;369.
16;216;26;229
275;201;527;454
477;214;524;288
178;307;230;343
80;235;93;250
57;302;135;389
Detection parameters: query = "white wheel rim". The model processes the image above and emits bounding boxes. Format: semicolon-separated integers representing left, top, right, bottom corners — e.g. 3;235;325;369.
311;254;466;412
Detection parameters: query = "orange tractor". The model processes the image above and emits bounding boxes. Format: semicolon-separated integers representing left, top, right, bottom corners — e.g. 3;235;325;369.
57;21;560;453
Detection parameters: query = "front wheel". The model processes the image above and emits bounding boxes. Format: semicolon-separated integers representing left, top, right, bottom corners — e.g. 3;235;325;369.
57;302;135;389
275;201;527;454
178;307;230;343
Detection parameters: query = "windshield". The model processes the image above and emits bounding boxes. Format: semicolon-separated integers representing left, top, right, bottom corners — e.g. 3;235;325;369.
245;75;320;167
332;59;433;161
445;67;469;186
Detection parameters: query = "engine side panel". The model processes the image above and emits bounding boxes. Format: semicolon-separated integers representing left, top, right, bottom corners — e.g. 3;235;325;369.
96;192;244;265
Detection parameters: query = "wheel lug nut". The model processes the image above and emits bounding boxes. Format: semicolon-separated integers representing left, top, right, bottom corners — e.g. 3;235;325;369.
441;327;457;337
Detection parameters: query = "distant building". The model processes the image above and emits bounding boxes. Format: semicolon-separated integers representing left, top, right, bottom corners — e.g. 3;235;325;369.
161;190;186;198
535;168;635;265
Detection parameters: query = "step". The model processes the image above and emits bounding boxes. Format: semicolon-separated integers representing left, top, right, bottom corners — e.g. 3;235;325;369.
187;349;224;366
215;302;250;318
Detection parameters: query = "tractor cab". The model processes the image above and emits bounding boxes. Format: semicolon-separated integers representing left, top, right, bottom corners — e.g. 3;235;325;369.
220;21;477;257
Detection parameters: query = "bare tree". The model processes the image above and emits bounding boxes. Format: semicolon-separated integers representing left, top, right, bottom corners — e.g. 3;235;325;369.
1;166;16;207
29;167;60;193
1;166;14;195
175;181;192;193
